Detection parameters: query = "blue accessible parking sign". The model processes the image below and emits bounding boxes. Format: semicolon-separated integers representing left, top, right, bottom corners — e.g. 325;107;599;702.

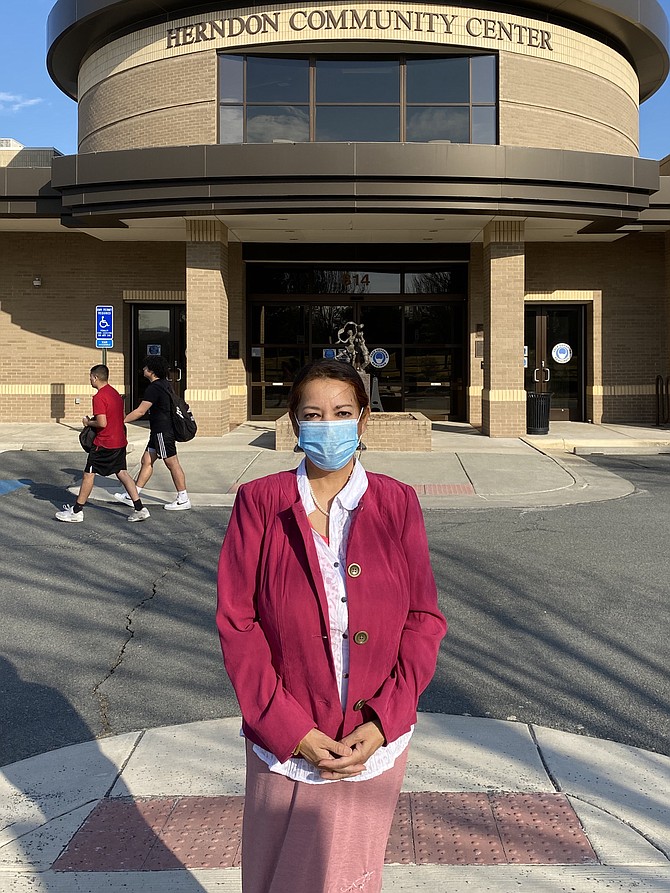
96;305;113;349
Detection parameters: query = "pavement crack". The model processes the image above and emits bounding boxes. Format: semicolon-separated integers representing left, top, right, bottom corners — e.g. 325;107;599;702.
92;553;190;735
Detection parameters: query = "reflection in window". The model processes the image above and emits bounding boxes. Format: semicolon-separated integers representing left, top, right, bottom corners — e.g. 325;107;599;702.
406;57;469;103
219;54;496;144
316;107;400;142
406;107;469;143
316;60;400;103
246;57;309;103
247;106;309;143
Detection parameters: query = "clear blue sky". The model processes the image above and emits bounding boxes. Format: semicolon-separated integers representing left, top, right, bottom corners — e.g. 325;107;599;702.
1;0;669;158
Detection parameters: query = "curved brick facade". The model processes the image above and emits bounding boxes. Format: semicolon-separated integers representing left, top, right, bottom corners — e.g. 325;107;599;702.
499;53;639;155
76;3;639;154
79;53;217;152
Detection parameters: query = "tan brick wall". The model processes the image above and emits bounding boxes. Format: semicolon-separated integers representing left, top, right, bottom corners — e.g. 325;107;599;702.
79;53;217;152
482;222;527;436
185;221;230;435
276;412;431;451
0;234;185;422
500;53;639;154
525;237;668;423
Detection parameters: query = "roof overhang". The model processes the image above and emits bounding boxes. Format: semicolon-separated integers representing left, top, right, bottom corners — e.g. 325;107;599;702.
49;143;660;226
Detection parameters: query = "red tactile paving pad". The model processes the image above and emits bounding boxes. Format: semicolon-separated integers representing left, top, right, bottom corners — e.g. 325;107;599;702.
491;793;598;864
53;797;244;872
144;797;243;869
412;484;476;496
54;792;597;872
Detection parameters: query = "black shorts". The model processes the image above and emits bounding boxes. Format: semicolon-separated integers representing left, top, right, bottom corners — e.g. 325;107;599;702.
147;431;177;459
85;446;127;477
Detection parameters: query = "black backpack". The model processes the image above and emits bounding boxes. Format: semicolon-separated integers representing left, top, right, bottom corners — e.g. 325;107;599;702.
163;382;197;442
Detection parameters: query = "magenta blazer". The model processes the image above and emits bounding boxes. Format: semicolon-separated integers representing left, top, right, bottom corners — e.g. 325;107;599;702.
216;469;447;764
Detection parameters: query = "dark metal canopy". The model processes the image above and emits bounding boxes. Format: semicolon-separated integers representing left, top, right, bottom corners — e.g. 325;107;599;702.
48;142;660;225
47;0;669;101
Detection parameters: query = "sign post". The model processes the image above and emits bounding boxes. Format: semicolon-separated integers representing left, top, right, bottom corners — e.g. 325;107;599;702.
96;305;114;365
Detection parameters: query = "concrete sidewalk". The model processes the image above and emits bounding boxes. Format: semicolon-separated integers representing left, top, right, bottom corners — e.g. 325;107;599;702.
1;714;669;892
3;418;670;510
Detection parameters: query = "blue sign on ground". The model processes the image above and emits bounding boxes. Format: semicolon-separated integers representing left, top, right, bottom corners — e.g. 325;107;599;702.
96;305;113;348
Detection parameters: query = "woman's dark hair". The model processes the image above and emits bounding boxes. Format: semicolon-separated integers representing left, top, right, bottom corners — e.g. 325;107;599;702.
143;355;170;379
288;359;370;419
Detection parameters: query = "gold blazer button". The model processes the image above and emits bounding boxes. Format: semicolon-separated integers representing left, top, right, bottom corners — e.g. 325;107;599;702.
353;698;367;711
353;630;369;645
347;563;362;577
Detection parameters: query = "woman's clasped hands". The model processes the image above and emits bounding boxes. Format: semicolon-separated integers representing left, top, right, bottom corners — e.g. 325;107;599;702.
296;721;386;780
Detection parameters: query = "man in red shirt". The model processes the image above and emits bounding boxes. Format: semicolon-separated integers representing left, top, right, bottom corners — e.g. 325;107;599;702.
56;365;150;523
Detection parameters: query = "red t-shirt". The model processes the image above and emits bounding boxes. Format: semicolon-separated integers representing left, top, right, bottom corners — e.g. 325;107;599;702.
92;384;127;449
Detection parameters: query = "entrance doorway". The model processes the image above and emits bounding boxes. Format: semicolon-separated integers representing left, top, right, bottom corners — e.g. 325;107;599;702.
524;305;585;421
130;304;186;406
249;298;466;420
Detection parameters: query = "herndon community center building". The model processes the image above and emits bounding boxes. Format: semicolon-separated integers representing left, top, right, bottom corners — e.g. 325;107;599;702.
1;0;670;436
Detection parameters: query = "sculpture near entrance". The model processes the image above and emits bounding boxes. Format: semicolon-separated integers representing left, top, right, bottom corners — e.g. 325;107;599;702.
334;321;370;372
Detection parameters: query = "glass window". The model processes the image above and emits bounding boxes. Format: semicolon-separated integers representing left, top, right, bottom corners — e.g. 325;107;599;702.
404;268;467;294
406;57;469;103
360;304;403;344
316;106;400;142
472;106;496;144
220;53;497;145
247;106;309;143
404;304;463;344
316;60;400;103
313;271;401;294
248;268;313;294
219;55;244;103
251;305;306;344
471;55;496;103
310;305;351;343
407;107;469;143
219;106;243;144
247;57;309;103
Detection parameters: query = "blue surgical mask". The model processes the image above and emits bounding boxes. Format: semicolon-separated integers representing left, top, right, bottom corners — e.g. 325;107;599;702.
298;410;363;471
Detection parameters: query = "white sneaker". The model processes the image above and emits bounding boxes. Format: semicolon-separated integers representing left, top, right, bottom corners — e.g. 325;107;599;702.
127;507;151;522
164;497;191;511
114;492;134;506
56;504;83;522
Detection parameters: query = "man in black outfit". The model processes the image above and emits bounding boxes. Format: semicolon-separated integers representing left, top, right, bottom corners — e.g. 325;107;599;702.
116;355;191;511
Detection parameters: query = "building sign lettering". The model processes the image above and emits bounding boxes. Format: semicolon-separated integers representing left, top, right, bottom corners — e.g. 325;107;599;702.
166;8;553;51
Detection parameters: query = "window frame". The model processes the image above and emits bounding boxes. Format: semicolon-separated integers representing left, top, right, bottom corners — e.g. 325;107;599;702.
218;53;498;145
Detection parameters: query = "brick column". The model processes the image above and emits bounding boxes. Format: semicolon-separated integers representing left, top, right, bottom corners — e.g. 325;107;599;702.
185;220;230;435
482;221;526;437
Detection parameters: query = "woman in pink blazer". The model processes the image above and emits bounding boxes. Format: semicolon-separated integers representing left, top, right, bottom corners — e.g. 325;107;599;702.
217;359;446;893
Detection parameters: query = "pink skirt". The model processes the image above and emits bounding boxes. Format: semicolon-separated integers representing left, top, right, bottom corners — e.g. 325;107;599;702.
241;740;408;893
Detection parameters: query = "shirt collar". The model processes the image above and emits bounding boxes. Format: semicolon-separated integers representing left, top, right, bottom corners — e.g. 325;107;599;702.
297;458;368;512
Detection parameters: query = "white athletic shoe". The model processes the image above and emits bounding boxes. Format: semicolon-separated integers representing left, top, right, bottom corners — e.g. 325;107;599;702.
164;497;191;511
127;507;151;522
114;491;134;506
56;504;83;522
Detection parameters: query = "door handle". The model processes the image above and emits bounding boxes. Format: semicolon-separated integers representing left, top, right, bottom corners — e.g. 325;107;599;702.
175;366;183;382
533;368;540;382
544;368;551;382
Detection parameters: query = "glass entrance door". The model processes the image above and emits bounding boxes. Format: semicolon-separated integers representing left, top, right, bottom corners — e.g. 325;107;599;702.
130;304;186;406
524;305;585;421
249;298;465;419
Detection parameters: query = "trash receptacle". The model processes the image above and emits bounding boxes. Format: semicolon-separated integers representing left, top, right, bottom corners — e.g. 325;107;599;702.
526;392;551;435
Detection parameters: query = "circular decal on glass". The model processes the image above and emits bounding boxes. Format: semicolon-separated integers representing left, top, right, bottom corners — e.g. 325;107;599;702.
369;348;390;369
551;343;573;364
